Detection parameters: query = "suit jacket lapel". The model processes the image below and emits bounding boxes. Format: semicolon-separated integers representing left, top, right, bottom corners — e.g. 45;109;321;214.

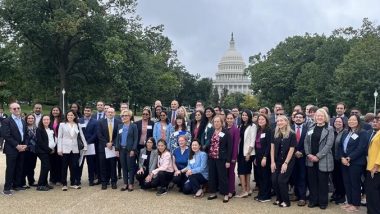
319;128;328;143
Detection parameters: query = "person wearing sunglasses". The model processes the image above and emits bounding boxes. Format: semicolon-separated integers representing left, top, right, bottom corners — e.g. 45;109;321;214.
153;110;172;143
115;110;138;192
2;103;27;195
135;108;154;152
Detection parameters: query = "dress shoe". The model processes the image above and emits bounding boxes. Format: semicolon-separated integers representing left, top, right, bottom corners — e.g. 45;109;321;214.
120;186;128;191
111;183;117;189
46;185;54;189
308;203;318;208
207;195;217;200
14;187;26;191
36;186;50;191
335;197;346;205
2;190;12;196
101;185;107;190
29;183;38;187
289;195;298;201
89;182;95;186
319;205;327;209
297;200;306;206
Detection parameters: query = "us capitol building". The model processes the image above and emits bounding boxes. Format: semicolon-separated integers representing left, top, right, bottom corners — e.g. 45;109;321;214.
213;33;252;96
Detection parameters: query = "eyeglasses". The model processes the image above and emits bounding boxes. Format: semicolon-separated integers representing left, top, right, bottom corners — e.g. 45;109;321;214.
12;107;20;110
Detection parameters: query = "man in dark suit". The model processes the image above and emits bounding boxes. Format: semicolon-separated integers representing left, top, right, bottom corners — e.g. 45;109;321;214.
91;101;106;120
0;106;8;150
167;100;179;126
330;102;348;127
270;103;283;129
135;108;154;152
78;106;98;186
97;107;121;190
290;112;308;206
2;102;27;195
368;117;379;142
231;107;241;127
189;101;204;121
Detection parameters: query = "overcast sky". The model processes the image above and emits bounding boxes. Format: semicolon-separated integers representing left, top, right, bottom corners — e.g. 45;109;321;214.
136;0;380;78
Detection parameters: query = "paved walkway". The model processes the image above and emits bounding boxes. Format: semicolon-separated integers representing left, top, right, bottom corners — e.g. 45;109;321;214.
0;153;362;214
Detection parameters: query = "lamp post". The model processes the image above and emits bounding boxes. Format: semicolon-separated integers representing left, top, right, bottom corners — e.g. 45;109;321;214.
62;88;66;114
374;90;378;114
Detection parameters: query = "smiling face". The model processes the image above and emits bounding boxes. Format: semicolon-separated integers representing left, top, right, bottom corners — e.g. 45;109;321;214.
348;115;359;130
42;115;50;128
26;115;35;126
276;116;287;129
9;103;21;117
191;140;200;153
157;141;166;153
258;115;267;128
226;114;234;126
334;117;343;130
178;136;187;148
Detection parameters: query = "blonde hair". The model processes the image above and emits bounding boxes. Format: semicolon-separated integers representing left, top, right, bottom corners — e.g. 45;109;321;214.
212;115;225;128
121;109;133;117
178;106;188;120
314;108;330;124
274;115;292;138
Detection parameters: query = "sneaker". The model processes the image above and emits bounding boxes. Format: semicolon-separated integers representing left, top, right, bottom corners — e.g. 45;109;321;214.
70;185;81;189
62;186;68;191
156;188;167;196
259;199;271;203
2;190;12;196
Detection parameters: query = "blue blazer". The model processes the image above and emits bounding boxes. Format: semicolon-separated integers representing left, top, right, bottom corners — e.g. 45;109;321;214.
115;123;138;152
153;122;171;143
291;124;307;155
338;129;369;166
79;118;98;144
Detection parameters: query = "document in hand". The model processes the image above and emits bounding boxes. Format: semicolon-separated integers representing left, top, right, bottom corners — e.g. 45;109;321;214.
85;144;96;156
105;146;116;159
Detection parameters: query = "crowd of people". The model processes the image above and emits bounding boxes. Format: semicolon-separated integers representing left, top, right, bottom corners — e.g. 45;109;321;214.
0;100;379;213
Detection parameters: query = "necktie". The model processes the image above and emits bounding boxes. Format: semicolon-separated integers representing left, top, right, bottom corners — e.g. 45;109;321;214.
171;111;176;125
296;126;301;143
98;113;101;120
108;121;113;142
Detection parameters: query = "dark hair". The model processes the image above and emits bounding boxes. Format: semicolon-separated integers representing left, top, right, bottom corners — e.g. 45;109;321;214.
241;109;253;126
159;110;170;124
332;117;346;130
145;137;156;149
223;109;230;116
38;115;51;130
65;110;79;123
49;106;63;123
257;114;270;130
69;102;82;118
189;139;202;160
157;139;168;156
25;113;36;126
214;106;221;111
259;107;269;114
175;116;187;131
204;107;216;120
309;106;318;113
154;105;163;119
142;108;151;119
348;114;362;133
84;106;92;110
294;112;305;118
336;102;346;109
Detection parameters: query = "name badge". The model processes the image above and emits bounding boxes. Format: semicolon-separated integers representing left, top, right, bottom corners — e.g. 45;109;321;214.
218;132;225;138
174;131;179;136
351;133;359;140
189;159;195;164
307;130;314;135
207;123;212;128
163;126;166;130
79;123;87;128
260;133;266;138
142;154;148;160
147;125;152;129
119;129;123;134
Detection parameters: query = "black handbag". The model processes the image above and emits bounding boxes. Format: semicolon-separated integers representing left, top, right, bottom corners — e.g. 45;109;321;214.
77;125;84;150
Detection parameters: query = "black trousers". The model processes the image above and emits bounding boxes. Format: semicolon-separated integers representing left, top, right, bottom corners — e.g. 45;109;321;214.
98;153;117;185
22;151;37;186
4;152;24;190
147;171;173;189
256;154;272;200
183;173;208;194
61;152;80;186
78;154;96;183
307;165;329;206
272;161;294;205
342;164;363;206
173;173;187;189
37;153;50;186
332;160;345;198
136;170;149;188
49;152;62;183
365;172;380;214
208;158;228;195
292;157;307;200
119;149;136;185
117;157;122;178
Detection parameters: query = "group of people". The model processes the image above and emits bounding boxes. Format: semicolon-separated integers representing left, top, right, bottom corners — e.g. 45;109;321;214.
0;100;379;214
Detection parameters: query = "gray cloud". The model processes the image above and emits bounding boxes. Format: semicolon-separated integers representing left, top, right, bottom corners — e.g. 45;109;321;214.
136;0;380;78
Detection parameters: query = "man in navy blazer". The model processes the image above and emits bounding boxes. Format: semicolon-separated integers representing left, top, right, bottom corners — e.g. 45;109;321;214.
97;107;121;190
368;117;379;143
2;103;27;195
78;106;98;186
167;100;179;126
290;112;308;206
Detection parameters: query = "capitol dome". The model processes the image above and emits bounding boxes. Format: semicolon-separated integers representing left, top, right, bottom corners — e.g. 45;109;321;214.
213;33;251;96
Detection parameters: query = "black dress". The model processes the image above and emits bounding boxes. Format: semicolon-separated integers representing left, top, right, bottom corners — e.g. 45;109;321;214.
237;124;253;175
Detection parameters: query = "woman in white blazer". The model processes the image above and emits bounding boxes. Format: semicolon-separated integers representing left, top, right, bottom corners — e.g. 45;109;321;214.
57;110;87;191
235;110;256;198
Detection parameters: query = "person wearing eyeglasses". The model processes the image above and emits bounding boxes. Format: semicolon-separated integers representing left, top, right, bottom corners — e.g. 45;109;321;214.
115;110;138;191
135;108;154;152
136;137;158;189
153;110;171;143
2;103;27;195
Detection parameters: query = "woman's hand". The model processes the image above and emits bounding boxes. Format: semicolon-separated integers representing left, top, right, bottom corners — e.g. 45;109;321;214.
225;162;230;169
174;170;181;176
261;158;267;167
271;163;276;173
281;163;288;174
